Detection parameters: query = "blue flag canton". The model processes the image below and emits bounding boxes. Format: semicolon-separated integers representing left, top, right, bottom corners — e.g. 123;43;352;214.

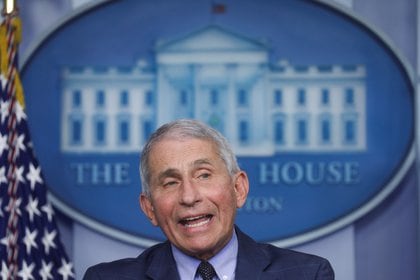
0;79;75;279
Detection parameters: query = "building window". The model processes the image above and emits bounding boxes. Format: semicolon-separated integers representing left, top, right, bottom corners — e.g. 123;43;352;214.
145;90;153;106
210;89;219;105
180;90;188;106
69;116;83;145
297;88;306;106
274;89;282;106
96;90;105;107
143;120;153;143
238;120;249;143
120;90;129;107
93;116;106;145
343;118;356;144
320;117;331;143
237;89;248;107
344;88;355;106
208;114;223;134
321;89;329;105
72;90;82;108
296;118;308;144
118;117;130;145
274;117;285;145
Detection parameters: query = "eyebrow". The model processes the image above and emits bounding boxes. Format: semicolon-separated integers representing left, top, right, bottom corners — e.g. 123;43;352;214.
155;158;214;183
156;168;180;183
192;158;213;168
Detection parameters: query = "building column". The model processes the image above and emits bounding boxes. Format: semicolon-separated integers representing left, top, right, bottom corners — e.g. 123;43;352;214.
226;64;237;145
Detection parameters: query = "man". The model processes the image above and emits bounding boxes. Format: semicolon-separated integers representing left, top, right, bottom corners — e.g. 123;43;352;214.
84;119;334;280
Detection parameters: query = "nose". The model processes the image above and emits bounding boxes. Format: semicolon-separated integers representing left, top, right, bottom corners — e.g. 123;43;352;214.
179;179;201;206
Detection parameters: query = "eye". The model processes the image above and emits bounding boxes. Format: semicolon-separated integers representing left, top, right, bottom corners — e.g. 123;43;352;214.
198;172;211;180
163;180;179;187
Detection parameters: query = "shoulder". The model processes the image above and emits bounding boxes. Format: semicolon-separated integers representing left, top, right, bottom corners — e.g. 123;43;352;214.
237;227;329;265
236;228;334;279
262;244;334;279
83;257;142;280
261;242;331;266
257;243;334;279
83;242;170;280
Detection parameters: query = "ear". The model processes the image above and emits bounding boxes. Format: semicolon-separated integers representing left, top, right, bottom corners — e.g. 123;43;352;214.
233;171;249;208
140;194;158;226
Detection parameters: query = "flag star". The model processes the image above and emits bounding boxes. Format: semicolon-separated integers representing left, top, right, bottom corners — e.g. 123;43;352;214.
26;196;41;222
41;203;54;222
0;234;10;247
26;163;43;191
0;133;8;156
15;165;26;184
14;101;27;123
6;197;22;216
15;133;27;157
39;260;53;280
58;259;75;280
0;99;9;124
0;166;6;185
42;229;57;254
17;260;35;280
23;227;38;254
0;261;10;280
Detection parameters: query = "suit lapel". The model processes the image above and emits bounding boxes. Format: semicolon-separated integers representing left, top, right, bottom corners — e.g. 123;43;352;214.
144;241;181;280
234;227;271;279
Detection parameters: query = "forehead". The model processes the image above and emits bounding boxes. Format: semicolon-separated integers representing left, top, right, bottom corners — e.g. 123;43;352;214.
149;137;220;167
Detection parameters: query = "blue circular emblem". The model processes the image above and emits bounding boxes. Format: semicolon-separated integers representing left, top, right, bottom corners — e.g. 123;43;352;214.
22;0;414;246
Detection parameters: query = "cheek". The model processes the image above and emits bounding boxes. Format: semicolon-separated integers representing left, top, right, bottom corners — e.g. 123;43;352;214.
152;198;175;222
214;188;237;213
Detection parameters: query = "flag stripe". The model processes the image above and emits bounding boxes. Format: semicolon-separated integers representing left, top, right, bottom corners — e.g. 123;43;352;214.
4;15;20;279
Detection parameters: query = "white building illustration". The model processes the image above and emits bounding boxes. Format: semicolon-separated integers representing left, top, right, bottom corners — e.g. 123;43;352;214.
60;25;366;155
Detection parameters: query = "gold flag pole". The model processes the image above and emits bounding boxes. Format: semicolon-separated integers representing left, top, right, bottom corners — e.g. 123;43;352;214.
3;0;17;16
0;0;24;106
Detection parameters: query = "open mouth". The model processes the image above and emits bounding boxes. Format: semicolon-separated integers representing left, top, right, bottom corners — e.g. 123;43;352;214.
179;214;213;228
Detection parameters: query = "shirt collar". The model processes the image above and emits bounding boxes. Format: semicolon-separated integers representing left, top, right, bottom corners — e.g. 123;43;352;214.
171;230;238;280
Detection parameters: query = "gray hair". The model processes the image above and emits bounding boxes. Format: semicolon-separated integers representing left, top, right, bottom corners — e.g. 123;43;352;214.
140;119;240;196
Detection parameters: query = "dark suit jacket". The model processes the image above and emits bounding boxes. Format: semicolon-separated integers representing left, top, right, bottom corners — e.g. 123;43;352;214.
83;227;334;279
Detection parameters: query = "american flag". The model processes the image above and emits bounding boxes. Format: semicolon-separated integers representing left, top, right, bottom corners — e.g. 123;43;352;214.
0;11;75;280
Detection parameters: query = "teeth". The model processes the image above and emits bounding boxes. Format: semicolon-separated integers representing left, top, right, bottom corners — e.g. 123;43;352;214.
184;217;210;228
181;215;211;228
185;215;206;221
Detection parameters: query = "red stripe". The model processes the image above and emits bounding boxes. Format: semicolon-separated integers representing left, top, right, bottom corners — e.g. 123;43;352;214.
4;15;20;279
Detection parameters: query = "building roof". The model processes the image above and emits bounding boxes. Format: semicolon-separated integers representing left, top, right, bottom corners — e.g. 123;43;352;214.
156;25;269;53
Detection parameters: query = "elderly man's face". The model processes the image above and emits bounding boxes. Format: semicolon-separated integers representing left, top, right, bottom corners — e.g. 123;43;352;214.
140;137;249;260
